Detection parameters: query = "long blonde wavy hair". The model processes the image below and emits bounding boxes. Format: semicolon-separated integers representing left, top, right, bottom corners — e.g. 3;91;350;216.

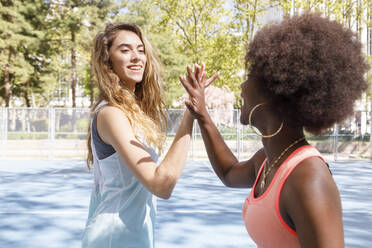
87;22;167;169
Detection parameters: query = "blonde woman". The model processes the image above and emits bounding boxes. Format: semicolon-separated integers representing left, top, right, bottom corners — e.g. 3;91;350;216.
82;22;217;247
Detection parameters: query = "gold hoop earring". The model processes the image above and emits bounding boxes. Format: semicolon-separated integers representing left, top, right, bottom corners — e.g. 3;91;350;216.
248;103;283;138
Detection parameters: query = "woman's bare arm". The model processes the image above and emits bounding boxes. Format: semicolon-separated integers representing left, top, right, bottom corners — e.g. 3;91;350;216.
180;65;262;187
98;106;194;199
282;157;344;247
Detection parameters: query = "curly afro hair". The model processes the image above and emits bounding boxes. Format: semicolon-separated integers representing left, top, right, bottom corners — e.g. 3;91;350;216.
246;12;369;134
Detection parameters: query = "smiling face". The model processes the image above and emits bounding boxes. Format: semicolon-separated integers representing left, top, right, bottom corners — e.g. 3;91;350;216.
108;30;147;91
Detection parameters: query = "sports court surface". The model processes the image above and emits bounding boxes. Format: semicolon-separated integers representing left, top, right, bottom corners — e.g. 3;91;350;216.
0;159;371;247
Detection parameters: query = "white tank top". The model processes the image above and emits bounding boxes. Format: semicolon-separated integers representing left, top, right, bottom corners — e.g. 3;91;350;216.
82;101;158;248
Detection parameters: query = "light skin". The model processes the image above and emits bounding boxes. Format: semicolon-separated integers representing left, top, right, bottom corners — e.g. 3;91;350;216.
98;30;218;199
109;30;147;92
180;67;344;247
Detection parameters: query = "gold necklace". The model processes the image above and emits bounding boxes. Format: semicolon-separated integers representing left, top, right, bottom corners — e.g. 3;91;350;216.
260;136;306;189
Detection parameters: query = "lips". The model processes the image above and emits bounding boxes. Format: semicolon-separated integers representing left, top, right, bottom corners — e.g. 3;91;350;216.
127;65;142;71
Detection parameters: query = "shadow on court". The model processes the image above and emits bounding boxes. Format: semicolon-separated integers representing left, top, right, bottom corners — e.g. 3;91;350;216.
0;159;371;247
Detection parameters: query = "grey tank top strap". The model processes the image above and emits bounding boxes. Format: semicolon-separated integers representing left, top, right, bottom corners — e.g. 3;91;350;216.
92;113;115;160
90;100;110;195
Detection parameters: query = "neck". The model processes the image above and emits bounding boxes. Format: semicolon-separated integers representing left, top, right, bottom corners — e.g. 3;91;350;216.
127;83;136;93
250;105;307;165
261;124;307;165
119;79;137;93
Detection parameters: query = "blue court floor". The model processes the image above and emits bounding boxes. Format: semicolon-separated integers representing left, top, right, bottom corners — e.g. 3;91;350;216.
0;159;371;247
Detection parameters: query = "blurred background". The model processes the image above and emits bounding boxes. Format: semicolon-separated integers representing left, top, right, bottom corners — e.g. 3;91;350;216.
1;1;372;247
1;0;372;160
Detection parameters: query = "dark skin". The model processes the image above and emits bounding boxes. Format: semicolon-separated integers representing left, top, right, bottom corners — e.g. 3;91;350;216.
179;66;344;248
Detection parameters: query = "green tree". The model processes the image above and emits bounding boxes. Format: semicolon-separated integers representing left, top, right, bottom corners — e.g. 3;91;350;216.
155;0;229;64
18;0;61;107
0;0;41;107
45;0;123;107
232;0;270;81
155;0;244;107
47;0;90;108
78;0;124;106
233;0;269;43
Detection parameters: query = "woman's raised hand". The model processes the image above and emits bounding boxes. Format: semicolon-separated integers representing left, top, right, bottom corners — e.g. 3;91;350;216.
179;63;219;120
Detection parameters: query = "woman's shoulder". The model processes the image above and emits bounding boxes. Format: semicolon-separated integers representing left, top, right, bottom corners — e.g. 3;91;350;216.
97;106;130;123
287;156;333;191
96;106;135;143
283;156;340;213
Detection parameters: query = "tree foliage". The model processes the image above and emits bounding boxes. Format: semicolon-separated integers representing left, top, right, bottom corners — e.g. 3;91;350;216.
0;0;371;108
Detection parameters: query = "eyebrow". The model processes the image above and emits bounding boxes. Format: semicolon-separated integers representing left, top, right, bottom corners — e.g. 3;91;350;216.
117;43;144;49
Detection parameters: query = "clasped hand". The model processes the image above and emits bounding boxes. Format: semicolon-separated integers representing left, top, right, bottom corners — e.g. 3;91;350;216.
179;63;219;120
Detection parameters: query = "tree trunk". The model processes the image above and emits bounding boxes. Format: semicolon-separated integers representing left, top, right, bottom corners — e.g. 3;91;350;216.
71;31;77;108
24;83;31;107
4;64;10;107
31;89;36;107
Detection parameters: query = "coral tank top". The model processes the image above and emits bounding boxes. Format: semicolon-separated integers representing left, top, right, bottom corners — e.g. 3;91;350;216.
242;145;325;248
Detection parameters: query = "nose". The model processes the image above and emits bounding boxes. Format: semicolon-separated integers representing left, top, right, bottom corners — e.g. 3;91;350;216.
130;51;141;62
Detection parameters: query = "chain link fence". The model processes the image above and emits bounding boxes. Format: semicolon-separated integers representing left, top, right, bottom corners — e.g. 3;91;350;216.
0;107;370;160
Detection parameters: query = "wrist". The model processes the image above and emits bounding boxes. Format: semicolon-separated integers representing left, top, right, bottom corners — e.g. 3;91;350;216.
184;109;196;125
184;108;195;119
197;109;210;124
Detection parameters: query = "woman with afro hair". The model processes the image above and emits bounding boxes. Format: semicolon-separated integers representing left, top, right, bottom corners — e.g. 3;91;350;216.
180;12;368;247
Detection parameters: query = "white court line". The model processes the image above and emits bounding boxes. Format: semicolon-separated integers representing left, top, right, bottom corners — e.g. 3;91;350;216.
0;211;87;214
159;210;242;213
0;210;370;215
0;210;242;214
